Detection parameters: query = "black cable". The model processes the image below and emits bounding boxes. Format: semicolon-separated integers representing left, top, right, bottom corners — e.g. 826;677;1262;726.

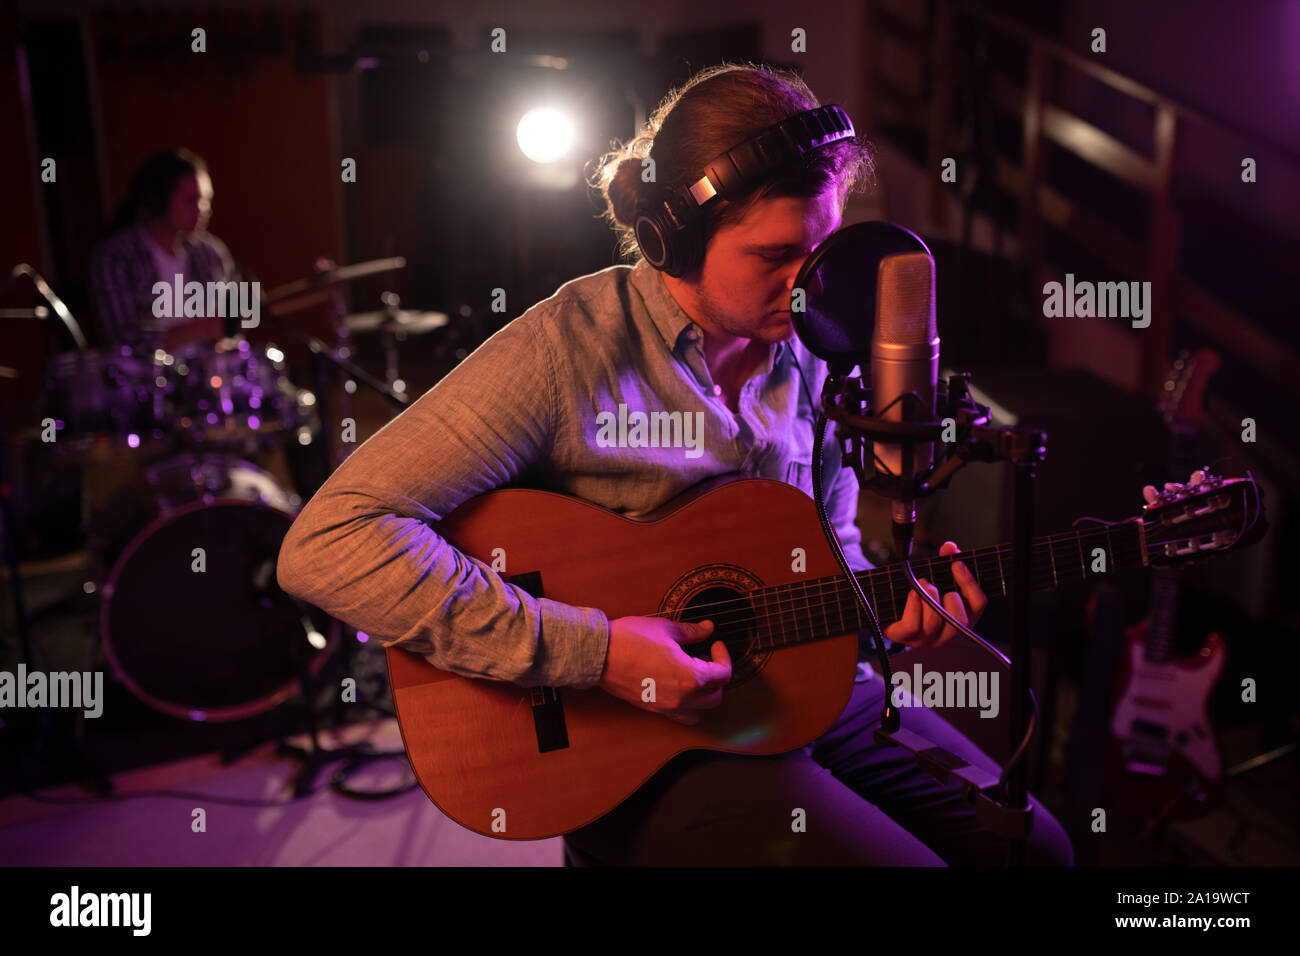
890;520;1039;789
330;753;419;800
811;412;899;732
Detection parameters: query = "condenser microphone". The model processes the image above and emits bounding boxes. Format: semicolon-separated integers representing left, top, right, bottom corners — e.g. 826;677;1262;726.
870;251;939;529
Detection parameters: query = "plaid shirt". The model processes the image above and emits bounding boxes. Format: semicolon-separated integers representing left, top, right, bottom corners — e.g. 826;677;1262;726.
277;260;869;689
90;223;233;351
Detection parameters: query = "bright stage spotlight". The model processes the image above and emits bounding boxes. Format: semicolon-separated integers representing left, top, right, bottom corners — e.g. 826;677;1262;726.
516;107;574;164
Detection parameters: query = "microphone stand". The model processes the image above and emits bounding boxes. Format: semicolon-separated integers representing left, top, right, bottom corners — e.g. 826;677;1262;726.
825;372;1047;863
6;265;89;350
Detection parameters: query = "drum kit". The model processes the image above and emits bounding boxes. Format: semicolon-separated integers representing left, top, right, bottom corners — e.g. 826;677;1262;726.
12;256;453;725
44;335;317;456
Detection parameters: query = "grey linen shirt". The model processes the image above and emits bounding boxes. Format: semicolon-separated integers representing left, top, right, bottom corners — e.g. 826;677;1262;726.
276;259;869;689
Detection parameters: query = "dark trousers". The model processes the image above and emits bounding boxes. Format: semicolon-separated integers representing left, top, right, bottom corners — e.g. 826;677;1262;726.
565;666;1075;866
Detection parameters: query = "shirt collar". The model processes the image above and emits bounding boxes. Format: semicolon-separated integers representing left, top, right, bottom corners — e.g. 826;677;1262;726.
630;259;696;352
629;258;789;371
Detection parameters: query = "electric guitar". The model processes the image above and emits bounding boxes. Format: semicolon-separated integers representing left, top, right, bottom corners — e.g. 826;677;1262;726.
386;472;1263;840
1107;349;1228;823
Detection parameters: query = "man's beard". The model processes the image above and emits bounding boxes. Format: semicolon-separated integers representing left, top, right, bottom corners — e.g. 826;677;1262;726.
694;285;767;341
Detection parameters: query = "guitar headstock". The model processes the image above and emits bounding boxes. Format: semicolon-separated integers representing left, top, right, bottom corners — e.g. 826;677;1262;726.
1140;470;1266;566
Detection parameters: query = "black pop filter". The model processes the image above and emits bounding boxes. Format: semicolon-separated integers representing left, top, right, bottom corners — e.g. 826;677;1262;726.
792;221;932;377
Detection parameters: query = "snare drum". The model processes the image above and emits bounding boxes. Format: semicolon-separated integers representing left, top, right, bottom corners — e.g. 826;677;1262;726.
97;453;337;722
168;338;309;446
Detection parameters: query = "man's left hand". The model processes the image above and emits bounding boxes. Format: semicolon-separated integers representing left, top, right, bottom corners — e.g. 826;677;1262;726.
883;540;987;649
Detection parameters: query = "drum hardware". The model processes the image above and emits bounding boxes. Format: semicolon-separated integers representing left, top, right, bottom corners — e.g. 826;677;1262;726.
272;642;408;799
5;264;89;349
261;256;407;316
261;257;409;469
343;291;449;395
259;307;410;475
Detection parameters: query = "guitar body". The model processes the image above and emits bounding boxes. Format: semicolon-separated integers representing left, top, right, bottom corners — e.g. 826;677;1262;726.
1105;619;1227;821
386;477;860;841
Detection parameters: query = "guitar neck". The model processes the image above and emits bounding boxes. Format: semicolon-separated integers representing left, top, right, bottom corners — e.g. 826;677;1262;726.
1143;566;1181;663
745;520;1146;649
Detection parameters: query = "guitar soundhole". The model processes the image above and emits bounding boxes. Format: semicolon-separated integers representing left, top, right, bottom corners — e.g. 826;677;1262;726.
676;585;770;688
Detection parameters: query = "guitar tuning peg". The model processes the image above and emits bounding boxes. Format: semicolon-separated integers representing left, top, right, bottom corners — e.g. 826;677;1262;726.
1142;485;1160;506
1190;470;1205;485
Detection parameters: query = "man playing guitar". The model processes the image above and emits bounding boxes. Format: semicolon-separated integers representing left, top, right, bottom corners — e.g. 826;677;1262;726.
277;63;1074;866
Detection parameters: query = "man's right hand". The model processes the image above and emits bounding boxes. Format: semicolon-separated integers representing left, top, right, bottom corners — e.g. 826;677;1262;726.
599;617;731;725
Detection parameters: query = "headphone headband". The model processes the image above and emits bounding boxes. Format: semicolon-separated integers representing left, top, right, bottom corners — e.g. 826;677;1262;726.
634;104;856;277
682;104;856;209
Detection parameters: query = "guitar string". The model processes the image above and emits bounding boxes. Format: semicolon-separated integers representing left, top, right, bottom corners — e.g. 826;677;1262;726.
744;532;1154;652
653;519;1158;626
650;522;1159;650
681;535;1151;645
622;484;1253;650
769;538;1149;650
743;487;1261;650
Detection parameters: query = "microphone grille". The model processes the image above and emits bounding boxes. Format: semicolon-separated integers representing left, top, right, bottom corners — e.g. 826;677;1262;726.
875;252;936;344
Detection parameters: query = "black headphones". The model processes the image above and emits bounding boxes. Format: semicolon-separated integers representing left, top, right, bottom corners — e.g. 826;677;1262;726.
633;104;855;278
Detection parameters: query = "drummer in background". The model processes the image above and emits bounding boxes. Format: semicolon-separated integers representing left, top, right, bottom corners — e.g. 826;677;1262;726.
91;147;235;353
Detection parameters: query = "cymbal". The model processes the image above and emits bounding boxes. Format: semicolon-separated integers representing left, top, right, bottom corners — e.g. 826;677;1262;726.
264;257;407;314
343;310;449;335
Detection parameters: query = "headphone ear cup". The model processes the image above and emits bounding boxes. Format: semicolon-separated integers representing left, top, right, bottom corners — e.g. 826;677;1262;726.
633;202;672;272
634;188;703;278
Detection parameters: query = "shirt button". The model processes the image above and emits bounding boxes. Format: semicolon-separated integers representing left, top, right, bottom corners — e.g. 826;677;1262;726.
713;384;722;396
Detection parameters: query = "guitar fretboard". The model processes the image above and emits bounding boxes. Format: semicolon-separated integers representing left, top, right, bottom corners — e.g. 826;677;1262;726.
716;520;1147;649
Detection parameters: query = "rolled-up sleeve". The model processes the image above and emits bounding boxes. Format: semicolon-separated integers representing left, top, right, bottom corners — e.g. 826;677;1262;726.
276;313;611;688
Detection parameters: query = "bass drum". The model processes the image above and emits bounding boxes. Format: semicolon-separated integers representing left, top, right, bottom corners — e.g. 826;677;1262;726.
98;453;338;722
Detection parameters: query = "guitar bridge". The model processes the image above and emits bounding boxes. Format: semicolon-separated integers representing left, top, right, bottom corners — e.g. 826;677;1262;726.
511;570;571;754
529;686;570;753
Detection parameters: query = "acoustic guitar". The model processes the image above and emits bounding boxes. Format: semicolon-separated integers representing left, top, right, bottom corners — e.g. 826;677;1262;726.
386;472;1263;840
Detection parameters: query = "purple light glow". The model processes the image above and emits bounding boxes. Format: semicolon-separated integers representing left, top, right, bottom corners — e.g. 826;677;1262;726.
127;433;140;448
